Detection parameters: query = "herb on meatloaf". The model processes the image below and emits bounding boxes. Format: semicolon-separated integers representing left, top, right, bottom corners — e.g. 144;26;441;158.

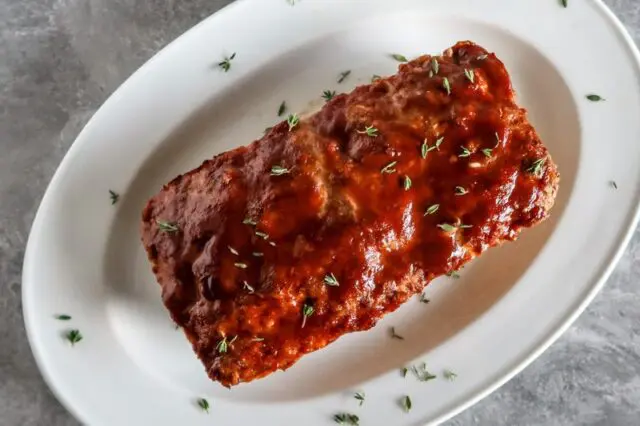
403;175;412;191
286;113;300;131
560;0;568;7
277;101;287;116
218;52;236;72
454;186;468;196
270;165;290;176
431;58;439;75
337;70;351;84
234;262;248;269
443;77;451;95
464;68;475;83
156;220;179;233
108;190;119;205
458;147;471;158
424;204;439;216
65;329;82;346
357;125;379;137
401;367;409;377
526;158;546;177
301;303;314;328
243;217;257;226
482;148;493;158
255;230;269;240
380;161;398;174
243;281;255;293
216;335;237;354
324;273;339;287
371;74;381;82
322;90;336;102
55;314;72;320
228;246;239;256
391;53;408;63
197;398;210;413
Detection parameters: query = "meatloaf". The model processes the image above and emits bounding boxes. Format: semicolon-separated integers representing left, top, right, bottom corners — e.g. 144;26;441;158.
140;41;559;387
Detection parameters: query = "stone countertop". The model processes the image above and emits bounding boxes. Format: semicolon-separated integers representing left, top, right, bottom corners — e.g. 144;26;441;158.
1;1;639;425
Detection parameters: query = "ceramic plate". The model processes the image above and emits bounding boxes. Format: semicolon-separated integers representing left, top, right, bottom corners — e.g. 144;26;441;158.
23;0;640;424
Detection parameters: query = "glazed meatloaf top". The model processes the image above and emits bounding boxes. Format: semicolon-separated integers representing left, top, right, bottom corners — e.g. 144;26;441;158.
140;41;559;387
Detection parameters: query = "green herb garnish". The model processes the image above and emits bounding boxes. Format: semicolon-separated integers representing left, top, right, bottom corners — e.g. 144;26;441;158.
243;281;255;293
218;52;236;72
371;75;381;82
424;204;439;216
454;186;468;196
354;391;365;406
438;223;470;232
337;70;351;83
561;0;568;7
464;68;475;83
66;329;82;346
255;231;269;240
443;77;451;95
401;395;412;412
271;165;290;176
526;158;546;177
477;54;488;60
610;181;618;189
197;398;210;413
482;148;492;158
401;367;409;377
411;362;437;382
390;327;404;340
381;161;398;174
403;175;412;191
391;53;408;62
228;246;239;255
458;147;471;158
324;273;339;287
431;58;439;75
278;101;287;116
421;137;443;158
447;271;461;279
156;220;179;233
357;125;378;137
419;293;430;304
216;335;237;354
322;90;336;101
333;413;360;425
586;94;604;102
301;303;314;328
109;190;119;205
287;113;300;131
234;262;248;269
443;369;458;381
243;217;257;226
55;314;72;321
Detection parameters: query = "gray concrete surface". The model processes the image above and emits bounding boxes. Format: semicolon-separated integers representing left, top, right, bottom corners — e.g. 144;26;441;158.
1;0;639;425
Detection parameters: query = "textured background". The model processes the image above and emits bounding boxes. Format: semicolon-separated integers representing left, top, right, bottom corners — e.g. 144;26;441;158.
1;0;639;425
